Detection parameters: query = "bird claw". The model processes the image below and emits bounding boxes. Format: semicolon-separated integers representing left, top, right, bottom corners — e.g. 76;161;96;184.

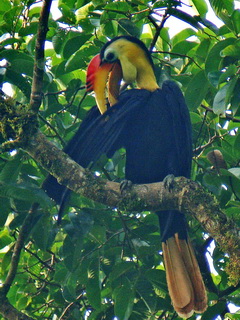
120;179;133;194
163;174;175;191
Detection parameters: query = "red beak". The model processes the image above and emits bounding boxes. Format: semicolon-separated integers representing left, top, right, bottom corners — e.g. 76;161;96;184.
86;54;122;114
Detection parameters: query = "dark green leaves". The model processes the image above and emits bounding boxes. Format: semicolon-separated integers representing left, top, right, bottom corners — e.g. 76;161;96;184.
113;280;135;320
205;38;236;75
185;70;210;110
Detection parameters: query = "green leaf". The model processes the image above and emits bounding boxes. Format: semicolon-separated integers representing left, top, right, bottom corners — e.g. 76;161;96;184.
10;59;34;77
0;181;52;208
231;9;240;35
145;269;168;291
0;198;10;227
208;71;222;87
190;112;202;124
229;167;240;179
185;70;209;110
205;38;236;75
62;271;78;302
109;261;135;282
0;0;11;12
65;78;82;102
0;156;22;183
233;135;240;158
32;214;53;251
65;48;89;73
208;0;234;16
86;258;101;310
218;65;237;84
5;69;31;99
62;283;77;302
201;301;226;320
52;29;67;54
0;229;13;249
62;234;84;271
118;19;141;38
104;2;132;12
54;264;69;284
171;28;197;47
191;0;208;17
63;34;92;59
18;22;39;36
172;40;198;55
113;281;135;320
3;6;23;27
58;3;76;24
225;313;240;320
221;43;240;58
213;82;230;115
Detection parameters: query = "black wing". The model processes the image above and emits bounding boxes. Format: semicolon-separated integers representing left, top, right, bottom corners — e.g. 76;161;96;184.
43;89;153;205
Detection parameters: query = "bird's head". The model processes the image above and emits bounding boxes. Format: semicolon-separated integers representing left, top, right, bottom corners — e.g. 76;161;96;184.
86;36;159;114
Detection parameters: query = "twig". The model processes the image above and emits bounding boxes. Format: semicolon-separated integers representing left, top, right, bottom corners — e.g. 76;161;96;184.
193;132;229;154
201;104;240;123
58;293;84;320
153;50;202;69
74;91;88;122
149;12;170;52
44;89;66;96
39;114;66;146
29;0;53;113
24;246;55;271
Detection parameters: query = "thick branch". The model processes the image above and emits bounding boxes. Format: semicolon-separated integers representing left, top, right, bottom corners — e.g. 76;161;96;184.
0;296;34;320
29;0;52;113
24;130;240;284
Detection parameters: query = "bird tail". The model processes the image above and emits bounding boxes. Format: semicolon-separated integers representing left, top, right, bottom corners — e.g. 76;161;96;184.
162;234;207;318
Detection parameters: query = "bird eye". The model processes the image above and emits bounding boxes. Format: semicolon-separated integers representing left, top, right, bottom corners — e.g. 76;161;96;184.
104;48;117;62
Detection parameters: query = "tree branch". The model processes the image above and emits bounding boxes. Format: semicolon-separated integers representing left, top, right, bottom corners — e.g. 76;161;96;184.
23;129;240;285
201;104;240;123
148;12;169;52
29;0;52;113
0;2;53;319
0;296;35;320
1;204;39;295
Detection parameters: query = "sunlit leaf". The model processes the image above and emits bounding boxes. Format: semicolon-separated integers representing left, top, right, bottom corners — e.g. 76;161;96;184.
208;0;234;16
191;0;208;17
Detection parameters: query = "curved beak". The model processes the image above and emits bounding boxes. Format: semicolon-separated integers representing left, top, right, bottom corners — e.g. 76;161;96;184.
86;54;122;114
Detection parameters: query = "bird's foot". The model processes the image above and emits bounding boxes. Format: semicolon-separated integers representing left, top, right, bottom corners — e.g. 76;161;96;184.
163;174;175;192
120;179;133;194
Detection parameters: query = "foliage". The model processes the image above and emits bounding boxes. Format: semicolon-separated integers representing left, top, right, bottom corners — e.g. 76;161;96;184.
0;0;240;319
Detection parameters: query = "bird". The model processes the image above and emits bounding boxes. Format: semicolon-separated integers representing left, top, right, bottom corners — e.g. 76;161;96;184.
43;36;207;318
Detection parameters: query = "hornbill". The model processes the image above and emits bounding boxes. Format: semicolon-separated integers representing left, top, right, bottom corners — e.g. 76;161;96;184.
44;36;207;318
